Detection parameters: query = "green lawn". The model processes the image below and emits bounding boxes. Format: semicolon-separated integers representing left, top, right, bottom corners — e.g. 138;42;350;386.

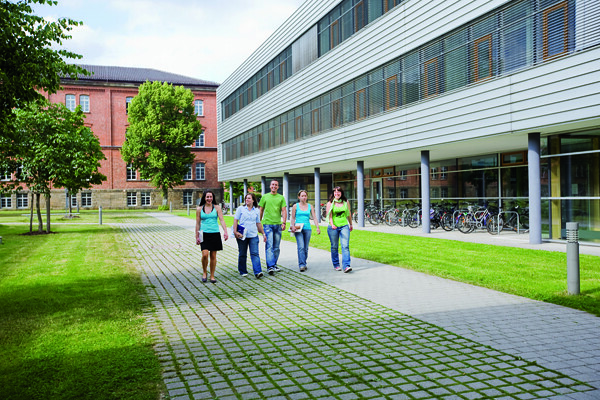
178;212;600;316
0;209;149;225
0;222;164;400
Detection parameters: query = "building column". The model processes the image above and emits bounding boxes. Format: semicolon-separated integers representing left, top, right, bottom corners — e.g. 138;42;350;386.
243;179;248;198
283;172;289;209
421;151;430;233
357;161;365;228
528;132;542;244
314;168;321;223
261;176;266;195
229;181;234;214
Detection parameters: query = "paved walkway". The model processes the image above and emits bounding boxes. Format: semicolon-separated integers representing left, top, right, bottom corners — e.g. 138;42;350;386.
119;213;599;400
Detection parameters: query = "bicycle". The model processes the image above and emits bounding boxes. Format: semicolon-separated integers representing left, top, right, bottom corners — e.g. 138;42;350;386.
487;204;529;235
457;205;495;233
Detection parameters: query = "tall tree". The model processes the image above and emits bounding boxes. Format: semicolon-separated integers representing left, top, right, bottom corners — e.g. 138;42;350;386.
0;0;88;142
121;81;203;204
6;99;106;233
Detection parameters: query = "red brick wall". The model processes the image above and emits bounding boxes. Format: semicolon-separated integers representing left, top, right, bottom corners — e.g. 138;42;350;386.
42;82;220;208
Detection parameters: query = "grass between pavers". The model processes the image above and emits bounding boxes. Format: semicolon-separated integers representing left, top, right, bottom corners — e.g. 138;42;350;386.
173;212;600;317
0;223;164;400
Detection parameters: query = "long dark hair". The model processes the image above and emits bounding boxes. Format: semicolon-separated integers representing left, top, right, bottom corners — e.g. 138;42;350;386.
199;190;217;207
245;193;259;208
328;186;348;203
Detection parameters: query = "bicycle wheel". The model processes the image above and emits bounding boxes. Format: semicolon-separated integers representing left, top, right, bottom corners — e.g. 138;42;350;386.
352;211;358;223
385;210;398;226
520;214;529;231
441;213;454;231
487;214;503;235
456;214;474;233
408;211;420;228
369;211;381;225
399;212;408;227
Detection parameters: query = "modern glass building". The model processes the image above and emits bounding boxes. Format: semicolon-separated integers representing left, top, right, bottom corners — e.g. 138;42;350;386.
217;0;600;243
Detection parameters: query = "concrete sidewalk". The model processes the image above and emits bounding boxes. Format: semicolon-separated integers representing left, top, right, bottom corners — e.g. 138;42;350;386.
121;213;599;399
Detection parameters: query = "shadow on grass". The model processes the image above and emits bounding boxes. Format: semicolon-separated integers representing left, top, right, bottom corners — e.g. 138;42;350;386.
0;344;162;400
0;275;163;400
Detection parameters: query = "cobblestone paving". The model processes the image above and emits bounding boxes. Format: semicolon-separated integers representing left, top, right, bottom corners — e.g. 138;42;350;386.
119;217;595;400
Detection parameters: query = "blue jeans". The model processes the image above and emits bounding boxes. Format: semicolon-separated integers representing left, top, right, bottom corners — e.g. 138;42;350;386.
263;224;282;268
294;229;312;269
327;225;351;269
237;236;262;275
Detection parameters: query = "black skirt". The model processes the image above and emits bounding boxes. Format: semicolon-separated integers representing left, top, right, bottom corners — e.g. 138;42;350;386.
200;232;223;251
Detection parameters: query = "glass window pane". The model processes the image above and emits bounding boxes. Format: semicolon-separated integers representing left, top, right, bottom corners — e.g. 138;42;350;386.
368;0;383;23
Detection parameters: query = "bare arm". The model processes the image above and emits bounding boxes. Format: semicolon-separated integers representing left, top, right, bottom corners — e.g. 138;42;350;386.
195;207;202;238
281;203;287;229
310;205;321;234
290;204;297;232
257;222;267;242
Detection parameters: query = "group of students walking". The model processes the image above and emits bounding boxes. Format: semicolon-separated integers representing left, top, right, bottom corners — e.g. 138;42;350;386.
194;180;354;282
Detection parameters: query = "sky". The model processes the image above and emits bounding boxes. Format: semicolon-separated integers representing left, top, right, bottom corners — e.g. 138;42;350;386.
33;0;305;84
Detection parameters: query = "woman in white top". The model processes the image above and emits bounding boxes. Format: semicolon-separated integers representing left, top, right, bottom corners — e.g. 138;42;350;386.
233;193;266;279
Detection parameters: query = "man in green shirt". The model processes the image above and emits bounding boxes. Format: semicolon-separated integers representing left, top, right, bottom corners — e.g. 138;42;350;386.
259;180;287;275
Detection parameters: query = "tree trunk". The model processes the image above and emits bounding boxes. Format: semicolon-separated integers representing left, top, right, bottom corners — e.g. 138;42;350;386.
46;194;51;233
36;193;43;233
29;192;34;233
68;193;73;217
162;187;168;205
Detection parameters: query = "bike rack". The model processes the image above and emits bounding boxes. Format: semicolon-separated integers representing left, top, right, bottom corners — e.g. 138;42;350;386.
496;210;520;234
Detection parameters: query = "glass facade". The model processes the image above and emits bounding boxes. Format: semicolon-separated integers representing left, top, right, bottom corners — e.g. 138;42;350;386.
313;131;600;243
221;0;406;122
223;0;576;162
541;130;600;243
221;46;292;120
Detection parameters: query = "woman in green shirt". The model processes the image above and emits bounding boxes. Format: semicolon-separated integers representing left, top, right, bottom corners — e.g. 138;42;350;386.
326;186;353;273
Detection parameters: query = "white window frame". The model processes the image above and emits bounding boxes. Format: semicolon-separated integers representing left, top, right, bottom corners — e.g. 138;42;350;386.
81;192;92;207
126;164;137;180
195;162;205;180
1;195;12;208
80;95;90;113
195;130;205;147
183;191;193;206
17;193;28;209
127;192;137;207
141;192;151;206
71;195;78;208
440;166;448;180
184;164;193;180
66;94;76;111
1;172;10;181
126;97;133;114
194;99;204;116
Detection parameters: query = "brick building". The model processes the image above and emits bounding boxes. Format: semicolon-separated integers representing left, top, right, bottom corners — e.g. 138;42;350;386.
1;65;220;211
